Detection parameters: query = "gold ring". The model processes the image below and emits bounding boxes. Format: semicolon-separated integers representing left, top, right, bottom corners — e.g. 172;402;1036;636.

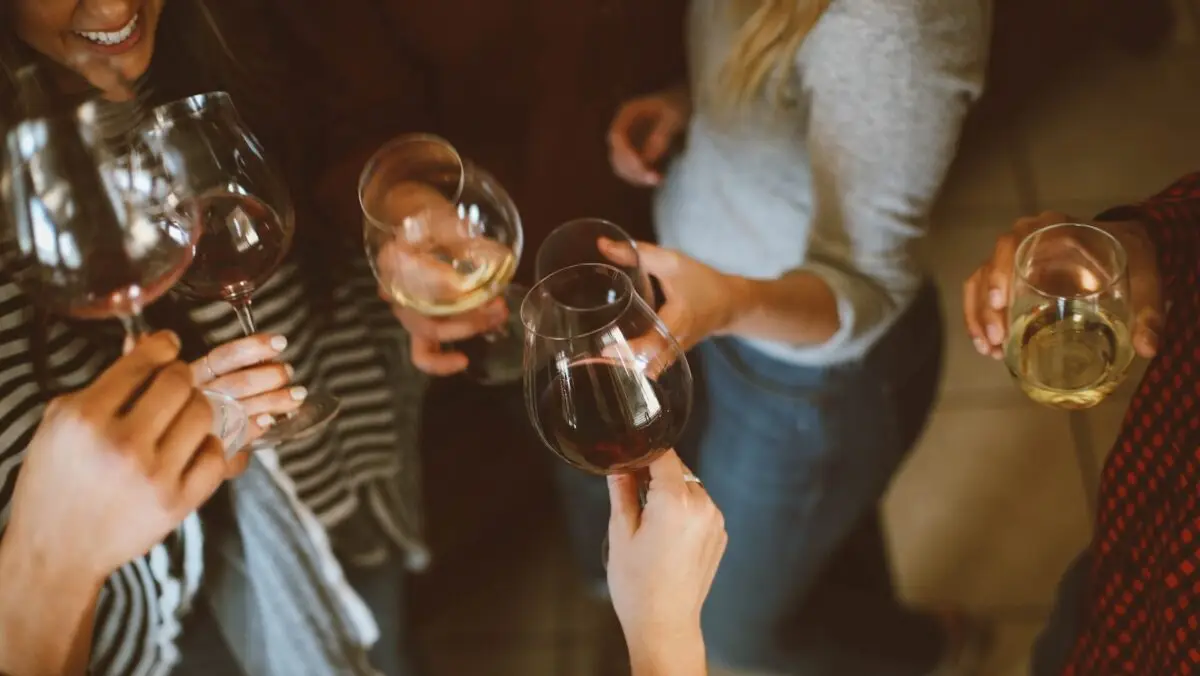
682;472;702;485
203;356;218;382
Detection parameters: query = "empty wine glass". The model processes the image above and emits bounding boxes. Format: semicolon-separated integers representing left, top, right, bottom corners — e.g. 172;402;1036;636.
521;263;692;565
1;100;247;452
360;134;524;384
536;218;654;304
1005;223;1134;409
140;91;340;442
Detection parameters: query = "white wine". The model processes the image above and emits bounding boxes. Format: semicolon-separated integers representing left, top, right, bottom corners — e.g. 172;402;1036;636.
378;238;517;317
1004;301;1133;410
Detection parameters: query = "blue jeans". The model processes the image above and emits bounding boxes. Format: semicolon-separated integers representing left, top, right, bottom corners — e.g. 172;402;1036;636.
555;282;945;674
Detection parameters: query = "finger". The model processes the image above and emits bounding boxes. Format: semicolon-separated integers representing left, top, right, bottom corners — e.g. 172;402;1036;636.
411;338;469;376
646;448;688;497
88;331;182;414
982;233;1017;350
962;269;990;355
640;114;678;166
607;472;643;540
607;106;659;186
121;362;196;443
394;300;508;343
1125;230;1164;359
194;334;289;384
178;436;229;514
156;389;215;481
596;237;640;268
206;363;293;400
223;449;252;479
236;386;307;418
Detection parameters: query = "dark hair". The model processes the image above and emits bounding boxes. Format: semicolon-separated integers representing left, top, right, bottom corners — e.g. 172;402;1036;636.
1;0;336;393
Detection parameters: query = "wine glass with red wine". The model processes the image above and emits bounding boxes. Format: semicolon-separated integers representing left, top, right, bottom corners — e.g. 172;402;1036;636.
1;99;247;452
521;263;692;564
360;134;525;384
535;218;655;305
140;92;339;442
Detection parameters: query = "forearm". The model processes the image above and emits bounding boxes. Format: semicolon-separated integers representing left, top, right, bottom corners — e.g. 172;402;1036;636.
0;533;101;676
722;271;841;346
626;627;707;676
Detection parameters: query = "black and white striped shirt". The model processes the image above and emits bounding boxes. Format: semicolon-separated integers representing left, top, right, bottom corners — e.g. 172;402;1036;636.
0;253;428;674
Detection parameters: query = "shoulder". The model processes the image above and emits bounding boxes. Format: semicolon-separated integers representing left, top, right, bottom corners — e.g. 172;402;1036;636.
803;0;991;93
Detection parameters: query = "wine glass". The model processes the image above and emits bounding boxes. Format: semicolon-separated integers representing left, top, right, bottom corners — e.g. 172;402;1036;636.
521;263;692;564
535;218;655;304
1;100;247;452
360;134;525;384
1005;222;1134;409
139;92;340;442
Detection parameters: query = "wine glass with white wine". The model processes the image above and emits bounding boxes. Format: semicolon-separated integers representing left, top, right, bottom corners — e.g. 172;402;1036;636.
1004;222;1134;409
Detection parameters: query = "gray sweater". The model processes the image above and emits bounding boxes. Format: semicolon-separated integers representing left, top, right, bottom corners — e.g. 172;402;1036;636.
655;0;992;365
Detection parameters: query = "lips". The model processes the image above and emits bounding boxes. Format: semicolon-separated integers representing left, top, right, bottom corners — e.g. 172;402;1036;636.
73;12;142;53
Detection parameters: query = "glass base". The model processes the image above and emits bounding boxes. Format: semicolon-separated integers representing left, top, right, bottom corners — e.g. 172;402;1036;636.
254;392;341;446
204;390;249;458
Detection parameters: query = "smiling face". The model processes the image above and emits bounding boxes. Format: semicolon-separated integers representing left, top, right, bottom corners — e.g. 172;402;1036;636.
12;0;166;88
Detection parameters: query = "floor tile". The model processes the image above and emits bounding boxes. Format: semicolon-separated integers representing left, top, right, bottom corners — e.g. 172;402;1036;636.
883;402;1091;611
922;208;1030;403
423;640;558;676
1020;50;1200;205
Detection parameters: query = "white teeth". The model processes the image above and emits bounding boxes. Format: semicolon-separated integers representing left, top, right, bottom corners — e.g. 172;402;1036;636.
75;14;138;46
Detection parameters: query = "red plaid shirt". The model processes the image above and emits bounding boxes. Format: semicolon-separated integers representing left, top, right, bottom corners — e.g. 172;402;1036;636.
1064;172;1200;675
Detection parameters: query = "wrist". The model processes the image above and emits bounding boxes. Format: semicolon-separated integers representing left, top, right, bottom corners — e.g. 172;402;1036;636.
625;622;706;676
716;274;760;337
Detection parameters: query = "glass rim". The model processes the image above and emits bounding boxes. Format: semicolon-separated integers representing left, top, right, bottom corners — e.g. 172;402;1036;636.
536;217;638;277
520;263;636;341
357;133;463;226
1014;222;1128;300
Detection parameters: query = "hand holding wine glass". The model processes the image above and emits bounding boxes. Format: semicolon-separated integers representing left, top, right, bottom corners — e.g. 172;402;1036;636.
140;92;340;442
607;449;726;676
963;214;1159;409
361;134;524;381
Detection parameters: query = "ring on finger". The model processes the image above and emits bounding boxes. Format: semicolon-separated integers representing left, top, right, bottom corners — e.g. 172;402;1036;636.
682;471;702;486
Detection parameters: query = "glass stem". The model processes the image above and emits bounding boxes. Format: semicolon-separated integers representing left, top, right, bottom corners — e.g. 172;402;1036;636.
119;312;152;342
230;298;256;336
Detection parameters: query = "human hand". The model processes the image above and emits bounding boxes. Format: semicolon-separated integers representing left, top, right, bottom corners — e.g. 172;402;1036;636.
4;331;227;585
963;212;1163;359
193;333;302;470
600;238;744;353
608;86;691;187
606;451;726;673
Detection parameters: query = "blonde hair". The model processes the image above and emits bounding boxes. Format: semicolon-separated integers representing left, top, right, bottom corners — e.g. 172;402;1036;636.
719;0;832;107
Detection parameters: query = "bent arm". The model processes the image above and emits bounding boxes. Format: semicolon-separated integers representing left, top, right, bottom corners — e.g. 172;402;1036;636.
728;2;991;351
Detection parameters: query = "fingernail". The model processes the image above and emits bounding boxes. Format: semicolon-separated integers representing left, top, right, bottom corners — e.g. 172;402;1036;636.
973;337;990;355
988;289;1005;310
284;363;295;379
289;386;308;401
270;335;288;352
986;323;1004;345
255;414;276;428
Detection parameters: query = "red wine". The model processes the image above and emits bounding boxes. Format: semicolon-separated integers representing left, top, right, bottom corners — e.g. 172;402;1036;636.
536;359;683;473
67;258;190;320
175;193;291;302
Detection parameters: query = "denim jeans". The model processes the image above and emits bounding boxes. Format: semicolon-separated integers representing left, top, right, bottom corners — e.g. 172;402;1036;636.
554;282;945;674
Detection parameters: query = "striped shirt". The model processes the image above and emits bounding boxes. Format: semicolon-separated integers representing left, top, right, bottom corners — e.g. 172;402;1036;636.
0;252;428;674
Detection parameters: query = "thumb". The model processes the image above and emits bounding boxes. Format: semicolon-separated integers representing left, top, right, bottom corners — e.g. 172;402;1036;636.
607;473;642;540
628;241;679;282
1128;253;1164;359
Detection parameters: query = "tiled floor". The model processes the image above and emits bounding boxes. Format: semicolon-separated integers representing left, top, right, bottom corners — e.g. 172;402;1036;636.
412;6;1200;674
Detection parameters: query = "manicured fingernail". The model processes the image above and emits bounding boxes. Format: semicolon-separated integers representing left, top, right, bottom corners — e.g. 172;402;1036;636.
284;363;295;379
973;337;990;355
270;335;288;352
986;323;1004;345
256;414;275;428
988;289;1005;310
289;386;308;401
